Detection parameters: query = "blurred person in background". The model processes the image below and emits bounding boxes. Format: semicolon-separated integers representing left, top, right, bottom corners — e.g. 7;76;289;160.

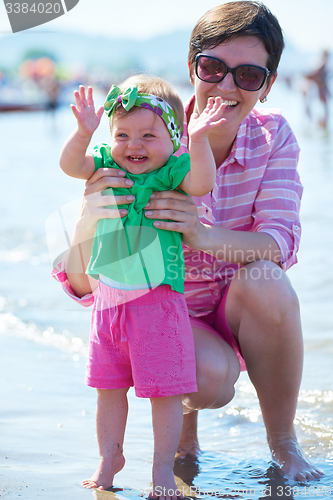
303;50;330;130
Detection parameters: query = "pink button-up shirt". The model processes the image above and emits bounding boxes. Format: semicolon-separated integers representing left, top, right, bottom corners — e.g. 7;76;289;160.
181;96;302;317
52;96;302;318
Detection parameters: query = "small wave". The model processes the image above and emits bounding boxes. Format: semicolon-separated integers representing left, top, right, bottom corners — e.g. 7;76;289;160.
299;389;333;404
224;406;262;424
295;391;333;454
295;414;333;449
0;246;31;262
0;311;88;357
0;247;51;264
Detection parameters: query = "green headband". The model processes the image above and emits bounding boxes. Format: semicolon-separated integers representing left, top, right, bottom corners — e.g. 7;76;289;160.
104;85;182;152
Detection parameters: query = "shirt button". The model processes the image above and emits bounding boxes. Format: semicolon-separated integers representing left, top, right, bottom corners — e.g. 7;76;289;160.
293;225;300;231
212;202;216;207
213;290;219;296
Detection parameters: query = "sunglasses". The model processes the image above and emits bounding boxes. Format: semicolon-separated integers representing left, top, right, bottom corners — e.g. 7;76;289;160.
195;54;271;91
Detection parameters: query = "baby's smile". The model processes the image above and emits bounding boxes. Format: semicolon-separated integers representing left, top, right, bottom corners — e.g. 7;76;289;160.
127;155;147;163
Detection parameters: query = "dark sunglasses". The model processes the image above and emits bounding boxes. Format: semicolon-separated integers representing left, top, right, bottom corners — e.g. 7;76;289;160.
195;54;271;91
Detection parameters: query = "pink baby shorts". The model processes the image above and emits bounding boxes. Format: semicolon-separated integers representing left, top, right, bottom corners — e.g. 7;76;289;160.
85;281;198;398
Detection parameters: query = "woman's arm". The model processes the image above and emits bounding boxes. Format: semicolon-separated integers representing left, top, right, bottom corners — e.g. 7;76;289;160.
250;116;302;270
144;190;282;266
65;168;134;297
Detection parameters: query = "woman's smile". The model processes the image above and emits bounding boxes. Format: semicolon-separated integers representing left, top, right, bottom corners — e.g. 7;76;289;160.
213;98;238;108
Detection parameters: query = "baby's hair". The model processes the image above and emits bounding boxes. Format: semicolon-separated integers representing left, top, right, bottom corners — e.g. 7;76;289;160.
112;74;184;130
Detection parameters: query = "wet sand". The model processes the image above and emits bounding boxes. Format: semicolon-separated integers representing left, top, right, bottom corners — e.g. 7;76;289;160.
0;332;98;499
1;323;332;500
0;332;160;500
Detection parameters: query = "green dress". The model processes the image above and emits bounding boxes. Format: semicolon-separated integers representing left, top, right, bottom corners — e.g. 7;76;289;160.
86;144;191;294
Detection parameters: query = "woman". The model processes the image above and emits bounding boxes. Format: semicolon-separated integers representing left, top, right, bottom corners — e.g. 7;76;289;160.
53;1;323;482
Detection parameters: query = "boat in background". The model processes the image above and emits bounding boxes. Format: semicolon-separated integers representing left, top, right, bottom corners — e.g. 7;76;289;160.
0;102;49;112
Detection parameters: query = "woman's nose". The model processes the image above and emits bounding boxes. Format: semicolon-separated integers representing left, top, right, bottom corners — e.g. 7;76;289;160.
216;72;237;92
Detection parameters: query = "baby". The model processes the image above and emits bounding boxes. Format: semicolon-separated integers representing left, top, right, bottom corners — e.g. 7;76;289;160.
59;74;225;496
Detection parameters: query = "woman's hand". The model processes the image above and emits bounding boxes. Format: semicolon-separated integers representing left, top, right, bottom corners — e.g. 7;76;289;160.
143;190;206;250
76;167;135;238
66;168;134;297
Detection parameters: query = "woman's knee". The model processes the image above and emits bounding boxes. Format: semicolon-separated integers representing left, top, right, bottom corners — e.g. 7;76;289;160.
187;340;240;410
206;346;240;408
231;260;300;322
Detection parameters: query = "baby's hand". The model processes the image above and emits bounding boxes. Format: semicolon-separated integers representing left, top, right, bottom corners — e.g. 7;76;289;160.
71;86;104;139
188;97;226;143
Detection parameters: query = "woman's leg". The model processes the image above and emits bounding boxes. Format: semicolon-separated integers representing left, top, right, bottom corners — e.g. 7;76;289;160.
150;395;184;499
177;327;240;459
82;387;128;490
225;260;323;480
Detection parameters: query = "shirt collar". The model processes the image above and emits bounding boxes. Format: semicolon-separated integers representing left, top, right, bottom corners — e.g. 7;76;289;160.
231;118;247;168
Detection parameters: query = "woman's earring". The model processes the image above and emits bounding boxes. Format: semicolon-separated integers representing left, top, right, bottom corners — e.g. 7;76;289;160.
260;96;268;103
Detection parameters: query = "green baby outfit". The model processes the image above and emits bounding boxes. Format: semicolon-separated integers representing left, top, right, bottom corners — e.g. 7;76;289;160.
86;144;191;294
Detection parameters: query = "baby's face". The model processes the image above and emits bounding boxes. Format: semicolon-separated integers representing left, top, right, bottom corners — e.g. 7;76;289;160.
111;108;174;175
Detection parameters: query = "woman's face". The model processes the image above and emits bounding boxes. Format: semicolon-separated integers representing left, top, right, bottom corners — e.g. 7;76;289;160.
191;36;277;133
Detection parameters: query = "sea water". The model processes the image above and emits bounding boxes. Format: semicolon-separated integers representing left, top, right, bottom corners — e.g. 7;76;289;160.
0;81;332;498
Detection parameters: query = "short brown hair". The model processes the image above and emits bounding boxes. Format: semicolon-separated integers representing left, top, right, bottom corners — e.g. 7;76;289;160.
112;74;184;129
188;1;284;79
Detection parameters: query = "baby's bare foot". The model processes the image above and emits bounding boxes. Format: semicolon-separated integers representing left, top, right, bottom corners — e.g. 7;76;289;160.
152;463;183;500
268;433;323;481
81;453;125;490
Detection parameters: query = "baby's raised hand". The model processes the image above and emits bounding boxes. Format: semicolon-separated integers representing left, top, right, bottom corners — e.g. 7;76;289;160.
188;97;226;143
71;86;104;139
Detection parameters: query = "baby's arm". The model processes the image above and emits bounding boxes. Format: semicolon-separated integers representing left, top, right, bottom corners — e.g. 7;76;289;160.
59;86;104;180
178;97;226;196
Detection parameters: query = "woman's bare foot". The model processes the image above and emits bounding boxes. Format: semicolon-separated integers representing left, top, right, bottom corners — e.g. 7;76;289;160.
268;432;324;481
151;463;183;500
81;453;125;490
175;411;200;460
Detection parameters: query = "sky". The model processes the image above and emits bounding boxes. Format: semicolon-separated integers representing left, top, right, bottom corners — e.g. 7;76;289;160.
0;0;332;52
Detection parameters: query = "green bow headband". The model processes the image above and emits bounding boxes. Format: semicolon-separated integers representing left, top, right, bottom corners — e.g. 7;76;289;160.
104;85;182;152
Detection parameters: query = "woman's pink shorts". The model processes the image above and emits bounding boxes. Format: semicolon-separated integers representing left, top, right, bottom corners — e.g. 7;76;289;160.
85;282;198;398
186;284;246;371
